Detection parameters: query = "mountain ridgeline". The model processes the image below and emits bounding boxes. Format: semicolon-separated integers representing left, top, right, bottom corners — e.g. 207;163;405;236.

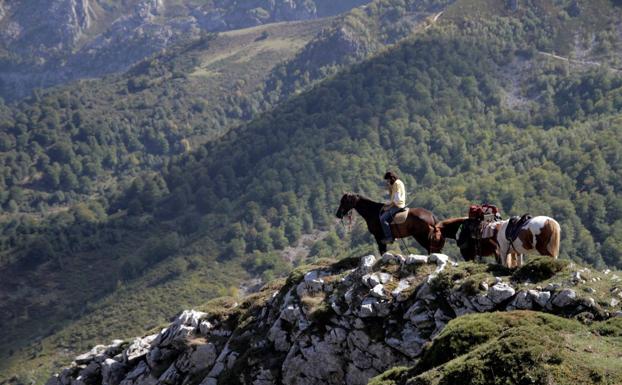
0;0;372;99
1;0;622;383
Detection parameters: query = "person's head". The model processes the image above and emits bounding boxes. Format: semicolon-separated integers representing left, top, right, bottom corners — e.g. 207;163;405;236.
384;171;398;185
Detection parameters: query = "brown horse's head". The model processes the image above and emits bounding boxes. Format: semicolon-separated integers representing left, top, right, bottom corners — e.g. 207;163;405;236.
336;193;358;219
428;225;446;253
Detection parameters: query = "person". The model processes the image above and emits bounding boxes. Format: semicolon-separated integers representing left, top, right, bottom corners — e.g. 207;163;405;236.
380;171;406;244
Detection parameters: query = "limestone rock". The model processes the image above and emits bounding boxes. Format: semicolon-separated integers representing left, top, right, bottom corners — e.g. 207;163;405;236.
360;255;377;273
551;289;577;308
101;358;126;385
488;283;515;304
511;291;533;310
404;255;428;265
370;284;387;299
75;345;107;364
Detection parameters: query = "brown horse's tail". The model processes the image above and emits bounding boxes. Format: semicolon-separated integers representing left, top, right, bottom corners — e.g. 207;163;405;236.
547;219;561;258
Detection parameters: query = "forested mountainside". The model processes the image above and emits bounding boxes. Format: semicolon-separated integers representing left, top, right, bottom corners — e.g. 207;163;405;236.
0;0;371;99
0;0;444;214
2;0;622;383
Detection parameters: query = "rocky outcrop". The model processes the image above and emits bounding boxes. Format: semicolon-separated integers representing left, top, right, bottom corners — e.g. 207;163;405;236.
47;254;620;385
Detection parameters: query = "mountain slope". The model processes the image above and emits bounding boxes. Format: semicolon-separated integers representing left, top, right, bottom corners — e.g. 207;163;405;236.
2;0;622;383
0;0;444;215
0;0;372;100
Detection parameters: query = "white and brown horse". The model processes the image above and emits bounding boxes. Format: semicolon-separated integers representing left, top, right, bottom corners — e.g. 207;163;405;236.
433;216;561;267
494;216;561;267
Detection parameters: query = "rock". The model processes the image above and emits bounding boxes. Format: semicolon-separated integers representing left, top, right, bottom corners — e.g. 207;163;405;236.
370;284;387;299
382;253;403;265
572;271;582;283
429;253;449;265
105;340;126;357
551;289;577;308
158;362;180;385
544;283;561;292
364;274;380;288
78;361;101;384
326;327;347;345
75;345;108;364
253;369;275;385
409;312;434;329
614;311;622;318
188;343;217;373
415;282;437;301
199;319;215;335
358;297;377;318
124;334;157;364
471;294;495;312
494;277;502;284
585;287;595;294
378;273;392;284
360;255;376;273
177;310;207;328
404;255;428;265
344;287;355;304
511;291;533;310
101;359;126;385
479;281;489;291
391;280;411;302
610;298;620;308
280;304;302;324
488;283;515;304
529;290;551;307
121;361;149;383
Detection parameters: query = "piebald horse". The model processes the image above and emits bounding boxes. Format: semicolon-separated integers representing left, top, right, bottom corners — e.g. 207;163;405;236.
335;193;441;255
433;216;561;267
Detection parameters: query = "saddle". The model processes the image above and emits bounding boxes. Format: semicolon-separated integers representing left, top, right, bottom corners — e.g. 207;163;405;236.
505;214;532;242
391;208;409;224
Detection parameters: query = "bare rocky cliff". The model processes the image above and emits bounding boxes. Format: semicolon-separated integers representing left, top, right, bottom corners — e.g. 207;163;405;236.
0;0;371;99
46;253;622;385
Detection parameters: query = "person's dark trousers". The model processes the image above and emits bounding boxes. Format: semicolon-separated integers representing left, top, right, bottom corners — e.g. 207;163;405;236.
380;206;402;240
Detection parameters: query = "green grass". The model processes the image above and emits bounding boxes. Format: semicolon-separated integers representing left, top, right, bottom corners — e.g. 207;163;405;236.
370;312;622;385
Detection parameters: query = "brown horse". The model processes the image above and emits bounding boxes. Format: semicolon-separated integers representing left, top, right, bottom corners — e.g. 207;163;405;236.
432;217;499;262
433;216;561;267
335;193;441;254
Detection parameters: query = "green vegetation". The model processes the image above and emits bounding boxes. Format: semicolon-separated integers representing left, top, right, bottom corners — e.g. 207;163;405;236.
369;312;622;385
2;0;622;383
512;257;569;282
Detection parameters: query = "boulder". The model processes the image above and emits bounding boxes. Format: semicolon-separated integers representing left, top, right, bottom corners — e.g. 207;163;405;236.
75;345;108;365
488;283;515;304
551;289;577;308
471;294;495;312
124;334;157;364
391;279;412;302
358;297;377;318
370;284;387;299
404;255;428;265
511;291;533;310
529;290;551;307
360;255;377;273
101;359;126;385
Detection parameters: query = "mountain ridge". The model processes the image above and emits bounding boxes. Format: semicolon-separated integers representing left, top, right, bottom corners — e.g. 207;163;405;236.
45;254;622;385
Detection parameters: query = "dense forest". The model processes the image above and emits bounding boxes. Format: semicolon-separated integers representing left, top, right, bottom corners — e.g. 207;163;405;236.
1;0;622;383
